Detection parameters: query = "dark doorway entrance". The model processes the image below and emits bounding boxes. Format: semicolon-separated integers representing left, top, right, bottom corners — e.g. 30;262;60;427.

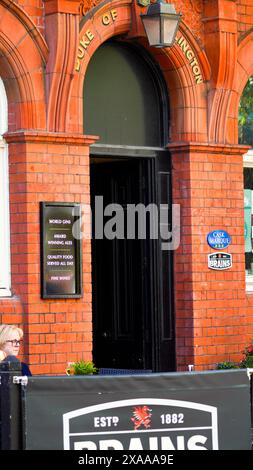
91;157;153;369
85;41;175;371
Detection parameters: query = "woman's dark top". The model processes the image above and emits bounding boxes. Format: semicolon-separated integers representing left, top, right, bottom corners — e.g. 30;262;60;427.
1;355;32;376
21;362;32;376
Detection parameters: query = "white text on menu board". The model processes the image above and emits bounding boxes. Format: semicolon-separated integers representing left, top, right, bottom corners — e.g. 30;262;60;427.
47;218;73;268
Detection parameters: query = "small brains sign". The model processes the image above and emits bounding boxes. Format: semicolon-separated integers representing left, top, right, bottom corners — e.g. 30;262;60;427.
208;252;232;270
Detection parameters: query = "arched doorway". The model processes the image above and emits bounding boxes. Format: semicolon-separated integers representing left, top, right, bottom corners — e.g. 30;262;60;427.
84;41;175;371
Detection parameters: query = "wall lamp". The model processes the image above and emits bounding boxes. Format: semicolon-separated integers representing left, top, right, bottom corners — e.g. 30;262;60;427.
140;0;182;48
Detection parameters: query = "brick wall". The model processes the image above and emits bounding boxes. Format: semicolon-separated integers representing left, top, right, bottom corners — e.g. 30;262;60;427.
2;132;94;374
238;0;253;37
171;144;253;370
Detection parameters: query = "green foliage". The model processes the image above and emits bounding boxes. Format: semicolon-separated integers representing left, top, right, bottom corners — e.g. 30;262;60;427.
239;77;253;146
216;361;239;370
67;360;98;375
240;356;253;368
239;338;253;369
217;338;253;370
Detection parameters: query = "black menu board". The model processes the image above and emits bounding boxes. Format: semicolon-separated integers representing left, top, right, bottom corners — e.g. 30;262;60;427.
40;202;82;298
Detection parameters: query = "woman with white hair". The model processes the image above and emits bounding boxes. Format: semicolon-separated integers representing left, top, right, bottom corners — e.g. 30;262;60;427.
0;324;32;375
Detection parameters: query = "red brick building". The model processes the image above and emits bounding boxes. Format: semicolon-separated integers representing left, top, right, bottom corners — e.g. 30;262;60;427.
1;0;253;374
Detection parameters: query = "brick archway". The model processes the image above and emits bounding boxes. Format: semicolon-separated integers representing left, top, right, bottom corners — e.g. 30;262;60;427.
0;0;48;130
143;20;210;142
67;0;210;141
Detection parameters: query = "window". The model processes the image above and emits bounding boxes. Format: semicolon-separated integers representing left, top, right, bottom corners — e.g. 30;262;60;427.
241;77;253;290
239;77;253;147
0;78;11;296
244;153;253;291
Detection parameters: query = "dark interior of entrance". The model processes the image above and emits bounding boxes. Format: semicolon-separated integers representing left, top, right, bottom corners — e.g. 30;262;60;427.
84;41;175;371
91;158;153;369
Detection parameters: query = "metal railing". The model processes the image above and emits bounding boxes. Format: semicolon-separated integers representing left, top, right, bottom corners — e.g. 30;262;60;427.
0;361;22;450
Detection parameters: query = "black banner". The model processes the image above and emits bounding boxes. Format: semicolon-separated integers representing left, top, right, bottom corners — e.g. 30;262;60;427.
24;370;252;450
40;202;82;298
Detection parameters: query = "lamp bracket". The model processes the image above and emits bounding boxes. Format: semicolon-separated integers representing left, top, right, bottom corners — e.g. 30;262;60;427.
137;0;150;6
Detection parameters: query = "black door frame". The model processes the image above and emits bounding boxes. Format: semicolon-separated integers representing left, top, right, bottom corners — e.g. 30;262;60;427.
90;145;175;372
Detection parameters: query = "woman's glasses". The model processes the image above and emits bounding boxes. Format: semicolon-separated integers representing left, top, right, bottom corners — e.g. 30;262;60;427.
5;339;22;346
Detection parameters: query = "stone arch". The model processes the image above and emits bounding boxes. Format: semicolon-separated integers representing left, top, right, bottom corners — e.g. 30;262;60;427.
141;20;210;142
0;0;48;130
227;30;253;145
67;0;210;141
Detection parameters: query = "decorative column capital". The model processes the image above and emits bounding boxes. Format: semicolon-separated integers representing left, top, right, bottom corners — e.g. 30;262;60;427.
44;0;80;15
167;142;250;156
4;131;99;146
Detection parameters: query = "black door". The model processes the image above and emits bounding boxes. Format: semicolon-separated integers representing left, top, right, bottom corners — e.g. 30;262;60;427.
91;158;152;369
91;154;175;371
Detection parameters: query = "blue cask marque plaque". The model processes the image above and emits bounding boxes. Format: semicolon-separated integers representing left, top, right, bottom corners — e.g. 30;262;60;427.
207;230;231;249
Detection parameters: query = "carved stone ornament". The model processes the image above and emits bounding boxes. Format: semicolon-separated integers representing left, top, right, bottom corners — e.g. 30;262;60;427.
79;0;102;16
79;0;162;15
189;0;202;14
